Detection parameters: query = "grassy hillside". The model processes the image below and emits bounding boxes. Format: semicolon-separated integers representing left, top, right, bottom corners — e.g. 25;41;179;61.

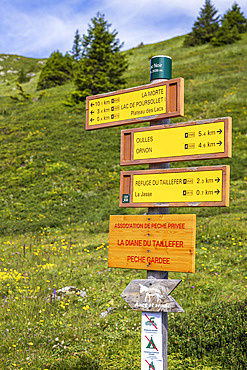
0;35;247;235
0;34;246;369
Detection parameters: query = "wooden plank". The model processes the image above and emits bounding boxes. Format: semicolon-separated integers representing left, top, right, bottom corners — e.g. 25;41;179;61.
85;78;184;130
120;117;232;165
119;165;230;208
169;82;178;113
123;132;131;161
121;279;184;312
108;214;196;273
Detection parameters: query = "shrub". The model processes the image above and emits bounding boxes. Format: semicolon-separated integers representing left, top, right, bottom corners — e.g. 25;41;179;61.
169;300;247;369
37;51;74;90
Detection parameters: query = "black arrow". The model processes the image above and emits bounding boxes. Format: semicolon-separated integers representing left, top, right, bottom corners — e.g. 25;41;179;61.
214;189;220;195
90;110;94;115
90;118;94;122
215;177;220;183
217;141;222;146
90;102;94;107
217;129;222;134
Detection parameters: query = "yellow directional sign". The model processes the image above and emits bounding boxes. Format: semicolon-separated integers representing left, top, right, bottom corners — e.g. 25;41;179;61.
120;166;230;207
109;214;196;272
85;78;184;130
120;117;232;165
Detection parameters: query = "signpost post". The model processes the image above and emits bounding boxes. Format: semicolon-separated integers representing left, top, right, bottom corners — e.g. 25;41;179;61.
146;55;173;370
121;278;184;370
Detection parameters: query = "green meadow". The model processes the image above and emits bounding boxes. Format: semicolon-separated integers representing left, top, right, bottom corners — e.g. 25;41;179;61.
0;33;246;369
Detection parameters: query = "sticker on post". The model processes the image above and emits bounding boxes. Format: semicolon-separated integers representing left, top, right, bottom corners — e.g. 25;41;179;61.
122;194;130;203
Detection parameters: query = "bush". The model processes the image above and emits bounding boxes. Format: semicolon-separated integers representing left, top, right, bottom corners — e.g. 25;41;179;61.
169;300;247;369
37;51;74;90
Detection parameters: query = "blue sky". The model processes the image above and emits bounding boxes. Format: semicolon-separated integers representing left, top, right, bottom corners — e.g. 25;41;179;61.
0;0;246;59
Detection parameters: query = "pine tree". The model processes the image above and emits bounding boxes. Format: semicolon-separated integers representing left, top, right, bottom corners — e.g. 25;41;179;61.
71;12;128;103
221;2;247;34
184;0;220;46
211;20;240;46
71;29;82;60
37;51;74;90
211;3;246;46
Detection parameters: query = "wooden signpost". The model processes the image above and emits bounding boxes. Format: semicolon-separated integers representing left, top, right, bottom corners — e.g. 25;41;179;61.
85;53;232;370
109;214;196;272
120;165;230;208
85;78;184;130
120;117;232;165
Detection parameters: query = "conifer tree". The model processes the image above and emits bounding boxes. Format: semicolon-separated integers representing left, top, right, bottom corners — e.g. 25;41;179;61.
211;3;246;46
184;0;220;46
37;51;74;90
211;20;240;46
221;2;247;34
71;29;82;60
71;12;128;103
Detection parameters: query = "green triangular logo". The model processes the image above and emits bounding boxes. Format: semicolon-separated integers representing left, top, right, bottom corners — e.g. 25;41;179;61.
146;336;156;349
149;361;155;370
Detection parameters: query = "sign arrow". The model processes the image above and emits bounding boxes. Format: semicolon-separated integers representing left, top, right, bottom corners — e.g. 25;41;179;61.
121;279;184;312
215;177;220;183
90;118;94;122
90;110;94;115
217;141;222;146
217;129;222;134
90;102;94;107
214;189;220;195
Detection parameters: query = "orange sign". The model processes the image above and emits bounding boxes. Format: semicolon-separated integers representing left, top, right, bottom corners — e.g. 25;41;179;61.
108;214;196;273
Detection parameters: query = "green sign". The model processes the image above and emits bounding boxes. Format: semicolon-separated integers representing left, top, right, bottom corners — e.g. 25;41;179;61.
150;55;172;80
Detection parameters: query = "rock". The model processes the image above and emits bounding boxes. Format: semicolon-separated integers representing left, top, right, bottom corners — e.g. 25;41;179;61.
100;307;115;318
47;286;87;301
55;286;87;300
